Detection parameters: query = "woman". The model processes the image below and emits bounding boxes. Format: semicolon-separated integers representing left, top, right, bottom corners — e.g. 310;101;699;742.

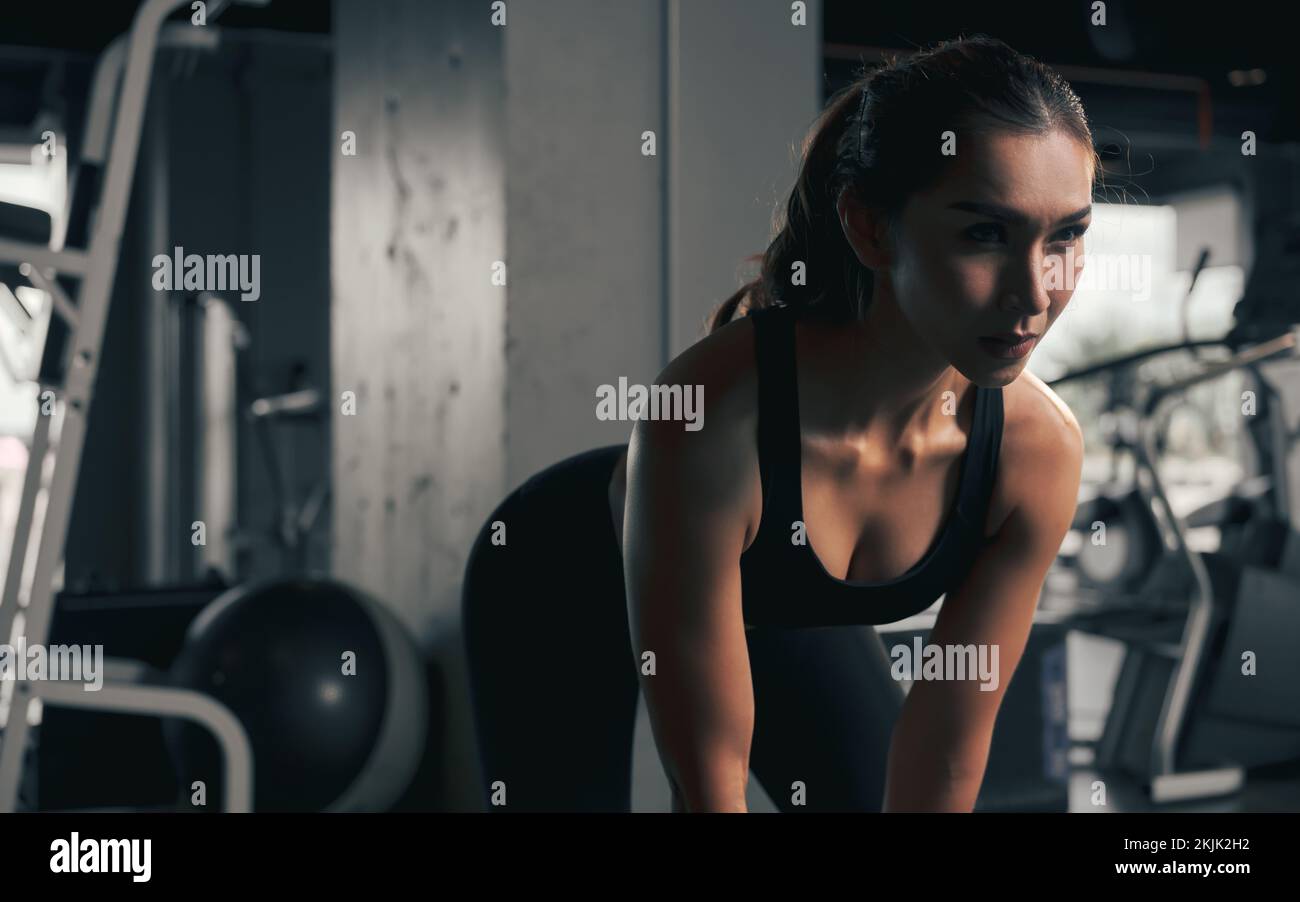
464;34;1091;812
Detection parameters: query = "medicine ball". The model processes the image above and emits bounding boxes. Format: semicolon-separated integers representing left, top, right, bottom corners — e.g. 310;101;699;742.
165;577;428;812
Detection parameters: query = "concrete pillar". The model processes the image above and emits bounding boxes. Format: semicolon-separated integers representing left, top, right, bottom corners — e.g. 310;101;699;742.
332;0;506;810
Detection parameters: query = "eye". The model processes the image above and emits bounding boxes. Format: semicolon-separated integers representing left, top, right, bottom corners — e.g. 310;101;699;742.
964;223;1006;244
1050;224;1089;246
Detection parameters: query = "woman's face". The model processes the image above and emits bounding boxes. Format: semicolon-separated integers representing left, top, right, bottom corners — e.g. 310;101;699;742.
887;128;1094;387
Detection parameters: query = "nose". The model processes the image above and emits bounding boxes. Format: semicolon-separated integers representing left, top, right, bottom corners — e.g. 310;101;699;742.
998;255;1053;317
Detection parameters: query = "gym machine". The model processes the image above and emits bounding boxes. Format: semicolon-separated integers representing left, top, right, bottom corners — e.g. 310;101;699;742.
1051;257;1300;803
0;0;272;813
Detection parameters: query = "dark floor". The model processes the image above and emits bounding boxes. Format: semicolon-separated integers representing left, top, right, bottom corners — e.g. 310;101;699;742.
1068;758;1300;813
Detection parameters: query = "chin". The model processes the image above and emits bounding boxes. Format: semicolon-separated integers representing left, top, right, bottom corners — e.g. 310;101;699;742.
954;356;1029;389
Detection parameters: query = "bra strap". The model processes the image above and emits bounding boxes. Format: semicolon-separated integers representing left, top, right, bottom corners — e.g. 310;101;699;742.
750;305;803;534
957;385;1004;531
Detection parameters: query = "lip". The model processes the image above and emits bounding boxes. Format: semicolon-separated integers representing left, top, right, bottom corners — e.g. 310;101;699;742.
978;332;1038;360
984;331;1039;343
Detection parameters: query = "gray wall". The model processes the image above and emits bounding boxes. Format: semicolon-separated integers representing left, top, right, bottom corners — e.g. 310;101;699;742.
504;0;665;486
668;0;823;356
332;0;820;811
505;0;822;484
331;0;507;812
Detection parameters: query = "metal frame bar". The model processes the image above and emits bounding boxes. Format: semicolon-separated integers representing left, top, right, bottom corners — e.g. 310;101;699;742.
0;240;87;274
1139;330;1297;795
18;262;79;332
0;401;51;649
0;666;254;812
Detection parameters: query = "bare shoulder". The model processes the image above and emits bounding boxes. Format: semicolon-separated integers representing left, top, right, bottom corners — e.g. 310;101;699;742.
661;311;760;401
989;368;1084;534
617;313;765;545
1002;368;1084;453
624;311;763;464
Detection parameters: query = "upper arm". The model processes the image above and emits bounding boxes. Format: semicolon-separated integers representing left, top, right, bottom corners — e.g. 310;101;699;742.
893;386;1084;778
621;343;761;809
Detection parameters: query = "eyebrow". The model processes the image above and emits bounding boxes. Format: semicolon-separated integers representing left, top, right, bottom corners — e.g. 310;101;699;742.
948;201;1093;226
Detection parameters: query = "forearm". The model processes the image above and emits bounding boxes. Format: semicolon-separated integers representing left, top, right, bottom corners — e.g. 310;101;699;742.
669;765;749;813
881;738;986;812
882;768;982;812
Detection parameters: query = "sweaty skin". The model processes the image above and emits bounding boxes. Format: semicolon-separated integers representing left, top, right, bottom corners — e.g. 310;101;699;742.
616;130;1089;812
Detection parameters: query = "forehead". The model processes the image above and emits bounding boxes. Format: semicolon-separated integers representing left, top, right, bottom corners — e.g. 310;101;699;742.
916;129;1094;222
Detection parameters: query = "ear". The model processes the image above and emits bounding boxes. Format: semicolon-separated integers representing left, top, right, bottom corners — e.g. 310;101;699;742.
837;190;894;270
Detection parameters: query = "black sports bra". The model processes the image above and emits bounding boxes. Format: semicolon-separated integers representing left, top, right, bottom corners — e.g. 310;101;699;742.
737;303;1004;629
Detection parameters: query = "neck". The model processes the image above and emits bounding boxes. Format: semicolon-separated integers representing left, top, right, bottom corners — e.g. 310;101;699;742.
814;287;967;446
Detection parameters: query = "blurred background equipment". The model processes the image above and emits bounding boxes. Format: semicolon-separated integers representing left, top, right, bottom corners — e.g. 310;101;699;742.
0;0;436;813
165;578;429;812
1050;318;1299;803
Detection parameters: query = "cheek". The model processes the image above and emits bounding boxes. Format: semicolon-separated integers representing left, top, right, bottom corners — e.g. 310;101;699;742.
917;258;998;330
949;258;999;307
902;242;994;316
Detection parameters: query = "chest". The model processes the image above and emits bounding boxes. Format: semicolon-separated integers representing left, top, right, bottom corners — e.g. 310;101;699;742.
796;433;1007;584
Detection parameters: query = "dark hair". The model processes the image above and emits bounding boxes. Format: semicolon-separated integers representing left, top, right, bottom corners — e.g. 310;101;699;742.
705;34;1099;334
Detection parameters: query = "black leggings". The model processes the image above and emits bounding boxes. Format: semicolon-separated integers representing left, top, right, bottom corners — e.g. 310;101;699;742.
462;443;904;812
